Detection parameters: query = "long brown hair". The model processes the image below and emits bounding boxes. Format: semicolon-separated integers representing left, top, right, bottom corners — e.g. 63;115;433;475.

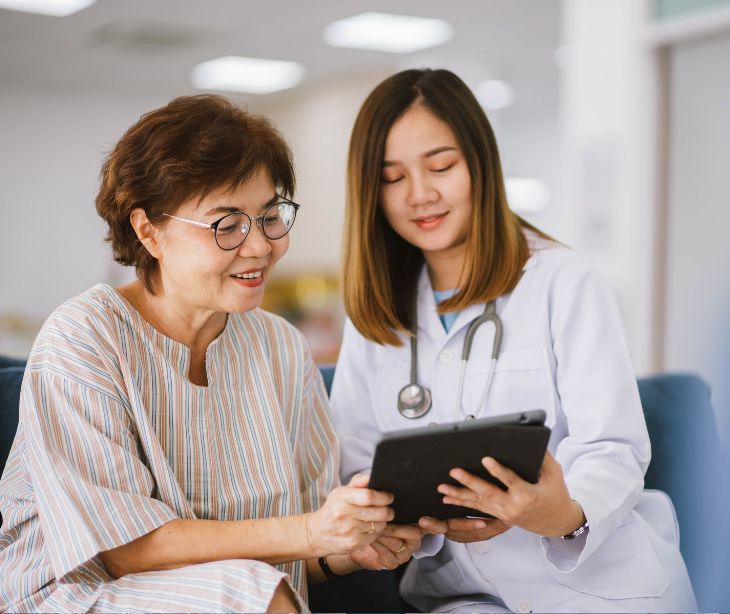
344;68;543;346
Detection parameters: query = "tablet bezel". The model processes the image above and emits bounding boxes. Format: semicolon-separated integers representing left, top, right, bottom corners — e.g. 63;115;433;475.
368;410;550;524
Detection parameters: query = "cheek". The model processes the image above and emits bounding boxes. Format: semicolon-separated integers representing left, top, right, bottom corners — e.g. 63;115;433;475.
270;235;289;264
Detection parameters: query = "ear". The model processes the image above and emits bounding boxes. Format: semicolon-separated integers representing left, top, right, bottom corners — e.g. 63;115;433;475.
129;208;164;259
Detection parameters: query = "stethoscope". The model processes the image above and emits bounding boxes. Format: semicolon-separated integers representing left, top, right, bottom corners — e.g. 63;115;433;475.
397;299;503;420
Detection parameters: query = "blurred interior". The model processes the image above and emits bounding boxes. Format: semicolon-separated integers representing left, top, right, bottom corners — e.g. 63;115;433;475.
1;0;729;439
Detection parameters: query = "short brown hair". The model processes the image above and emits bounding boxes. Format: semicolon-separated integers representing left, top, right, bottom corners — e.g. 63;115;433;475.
344;68;546;346
96;94;294;292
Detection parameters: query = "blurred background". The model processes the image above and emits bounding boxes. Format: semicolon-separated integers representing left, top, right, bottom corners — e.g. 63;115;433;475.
1;0;729;419
0;0;728;606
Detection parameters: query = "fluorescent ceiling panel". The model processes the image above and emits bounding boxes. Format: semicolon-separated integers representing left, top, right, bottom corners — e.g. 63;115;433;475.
505;177;550;213
476;80;515;111
0;0;96;16
323;12;453;53
191;56;305;95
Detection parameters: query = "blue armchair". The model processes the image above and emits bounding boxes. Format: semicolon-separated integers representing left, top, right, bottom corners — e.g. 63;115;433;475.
1;358;727;611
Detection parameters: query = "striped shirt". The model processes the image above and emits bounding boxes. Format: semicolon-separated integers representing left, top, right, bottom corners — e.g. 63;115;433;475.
0;284;338;612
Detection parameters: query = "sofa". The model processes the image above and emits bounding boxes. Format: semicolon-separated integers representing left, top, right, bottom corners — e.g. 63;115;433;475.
1;357;727;611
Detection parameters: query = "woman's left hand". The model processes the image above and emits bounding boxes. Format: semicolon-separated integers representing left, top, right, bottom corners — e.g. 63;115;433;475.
437;451;585;537
349;524;423;571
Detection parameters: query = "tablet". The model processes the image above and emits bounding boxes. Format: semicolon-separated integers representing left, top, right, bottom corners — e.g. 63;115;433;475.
368;410;550;524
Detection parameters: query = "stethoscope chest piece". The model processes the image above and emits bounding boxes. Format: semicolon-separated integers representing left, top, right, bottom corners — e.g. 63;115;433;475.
397;383;432;419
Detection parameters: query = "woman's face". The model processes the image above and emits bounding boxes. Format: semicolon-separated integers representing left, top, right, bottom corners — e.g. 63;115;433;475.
155;168;288;315
380;103;473;264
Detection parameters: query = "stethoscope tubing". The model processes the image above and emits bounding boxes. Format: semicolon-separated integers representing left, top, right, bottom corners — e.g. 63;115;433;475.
398;298;502;420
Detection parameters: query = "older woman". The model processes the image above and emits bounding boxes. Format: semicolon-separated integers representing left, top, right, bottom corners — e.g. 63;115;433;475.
0;95;421;613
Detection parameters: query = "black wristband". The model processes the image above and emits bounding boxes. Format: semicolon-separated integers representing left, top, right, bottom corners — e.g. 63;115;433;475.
318;555;341;581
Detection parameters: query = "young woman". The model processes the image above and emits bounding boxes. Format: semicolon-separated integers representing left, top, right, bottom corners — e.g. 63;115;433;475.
329;68;697;612
0;94;421;613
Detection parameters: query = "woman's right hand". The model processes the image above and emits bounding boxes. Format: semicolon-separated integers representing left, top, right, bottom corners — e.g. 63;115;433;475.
306;474;394;556
419;516;511;543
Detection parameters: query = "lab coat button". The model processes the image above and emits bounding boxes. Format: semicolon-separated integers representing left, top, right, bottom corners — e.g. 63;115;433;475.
517;598;532;613
474;541;489;554
439;349;454;363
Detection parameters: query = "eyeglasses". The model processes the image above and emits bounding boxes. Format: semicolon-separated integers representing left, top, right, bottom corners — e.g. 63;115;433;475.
162;198;300;251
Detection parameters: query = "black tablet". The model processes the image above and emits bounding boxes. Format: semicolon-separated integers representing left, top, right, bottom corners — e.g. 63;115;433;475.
368;410;550;524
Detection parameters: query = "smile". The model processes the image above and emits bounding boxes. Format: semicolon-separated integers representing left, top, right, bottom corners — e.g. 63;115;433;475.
413;212;447;228
231;270;262;279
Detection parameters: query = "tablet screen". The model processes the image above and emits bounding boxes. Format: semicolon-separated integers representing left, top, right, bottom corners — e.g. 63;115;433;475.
368;410;550;524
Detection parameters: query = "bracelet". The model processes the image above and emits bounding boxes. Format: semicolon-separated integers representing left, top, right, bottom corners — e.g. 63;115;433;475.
560;519;589;540
318;555;341;581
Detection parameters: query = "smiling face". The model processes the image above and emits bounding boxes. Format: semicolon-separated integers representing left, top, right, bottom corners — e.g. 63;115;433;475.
155;167;288;316
380;103;473;284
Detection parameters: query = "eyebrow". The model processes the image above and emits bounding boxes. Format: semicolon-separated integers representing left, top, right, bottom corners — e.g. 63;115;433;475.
203;194;279;217
382;146;458;167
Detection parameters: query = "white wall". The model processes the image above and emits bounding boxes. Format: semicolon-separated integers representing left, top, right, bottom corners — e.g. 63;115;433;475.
0;70;562;357
664;32;730;436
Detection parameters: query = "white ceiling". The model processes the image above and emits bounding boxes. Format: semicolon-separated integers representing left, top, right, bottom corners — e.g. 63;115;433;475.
0;0;562;107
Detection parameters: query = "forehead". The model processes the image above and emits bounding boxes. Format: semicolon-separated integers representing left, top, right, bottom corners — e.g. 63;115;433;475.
384;104;459;157
189;168;276;213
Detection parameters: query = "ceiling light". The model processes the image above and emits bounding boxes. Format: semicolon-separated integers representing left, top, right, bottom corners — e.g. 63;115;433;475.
323;12;453;54
191;56;305;95
0;0;96;16
476;80;515;111
505;177;550;214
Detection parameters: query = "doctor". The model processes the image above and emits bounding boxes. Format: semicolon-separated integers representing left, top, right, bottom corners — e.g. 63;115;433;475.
329;68;697;613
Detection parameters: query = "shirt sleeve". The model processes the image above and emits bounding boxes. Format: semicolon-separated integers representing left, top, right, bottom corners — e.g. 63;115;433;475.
296;346;340;513
21;369;179;580
540;260;650;570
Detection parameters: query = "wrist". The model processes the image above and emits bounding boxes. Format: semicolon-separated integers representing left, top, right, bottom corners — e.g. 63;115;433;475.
325;553;360;577
559;500;588;539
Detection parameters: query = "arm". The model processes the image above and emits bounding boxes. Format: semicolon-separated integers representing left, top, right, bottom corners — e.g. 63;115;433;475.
101;475;394;578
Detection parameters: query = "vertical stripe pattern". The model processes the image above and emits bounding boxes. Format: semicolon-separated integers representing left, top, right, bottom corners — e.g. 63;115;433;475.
0;284;338;612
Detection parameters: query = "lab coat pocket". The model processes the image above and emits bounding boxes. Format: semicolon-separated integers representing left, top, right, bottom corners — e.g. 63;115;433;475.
547;516;670;599
465;347;555;424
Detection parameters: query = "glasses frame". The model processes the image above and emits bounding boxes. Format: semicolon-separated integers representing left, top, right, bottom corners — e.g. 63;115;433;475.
162;198;300;251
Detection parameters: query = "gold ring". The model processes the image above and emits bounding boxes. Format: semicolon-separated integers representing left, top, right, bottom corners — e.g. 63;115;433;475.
395;543;407;554
368;521;375;534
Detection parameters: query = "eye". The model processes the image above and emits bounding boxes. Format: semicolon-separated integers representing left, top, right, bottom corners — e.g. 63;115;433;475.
381;175;403;185
432;163;455;174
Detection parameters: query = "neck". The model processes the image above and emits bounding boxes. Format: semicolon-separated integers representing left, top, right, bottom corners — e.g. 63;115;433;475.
118;280;227;355
423;246;466;292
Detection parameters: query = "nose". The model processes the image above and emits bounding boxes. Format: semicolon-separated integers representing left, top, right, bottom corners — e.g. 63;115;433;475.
237;221;272;258
407;172;438;207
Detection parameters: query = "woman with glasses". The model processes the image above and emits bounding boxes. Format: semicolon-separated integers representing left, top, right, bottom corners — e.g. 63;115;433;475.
0;94;421;613
328;69;696;612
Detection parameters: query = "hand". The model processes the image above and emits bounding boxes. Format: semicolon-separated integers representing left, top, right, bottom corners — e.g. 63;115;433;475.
307;474;394;556
350;524;424;571
437;451;585;537
419;516;511;543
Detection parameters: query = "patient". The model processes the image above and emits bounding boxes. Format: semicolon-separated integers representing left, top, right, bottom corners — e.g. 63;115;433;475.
0;94;421;613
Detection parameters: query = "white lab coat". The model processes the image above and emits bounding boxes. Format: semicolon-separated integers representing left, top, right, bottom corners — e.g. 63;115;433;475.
330;235;696;613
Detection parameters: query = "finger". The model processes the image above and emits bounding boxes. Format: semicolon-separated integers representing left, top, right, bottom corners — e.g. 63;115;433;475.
418;516;448;534
382;523;424;541
445;517;489;531
349;505;395;523
361;520;388;535
370;540;399;570
375;536;403;551
348;473;370;488
343;487;394;508
482;457;522;489
438;483;483;503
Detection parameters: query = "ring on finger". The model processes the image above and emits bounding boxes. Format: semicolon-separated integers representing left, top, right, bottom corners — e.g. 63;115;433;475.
367;521;376;534
395;543;407;554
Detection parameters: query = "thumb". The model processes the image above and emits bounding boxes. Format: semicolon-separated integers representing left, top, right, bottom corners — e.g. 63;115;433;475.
348;472;370;488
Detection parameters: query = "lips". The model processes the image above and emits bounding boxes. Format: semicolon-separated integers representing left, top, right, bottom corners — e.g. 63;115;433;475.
412;211;448;229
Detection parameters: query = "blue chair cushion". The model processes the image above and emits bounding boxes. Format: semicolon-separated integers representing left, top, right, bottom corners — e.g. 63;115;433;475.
0;365;23;478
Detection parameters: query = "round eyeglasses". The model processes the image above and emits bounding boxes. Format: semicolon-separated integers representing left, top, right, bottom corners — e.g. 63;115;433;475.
163;199;300;251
